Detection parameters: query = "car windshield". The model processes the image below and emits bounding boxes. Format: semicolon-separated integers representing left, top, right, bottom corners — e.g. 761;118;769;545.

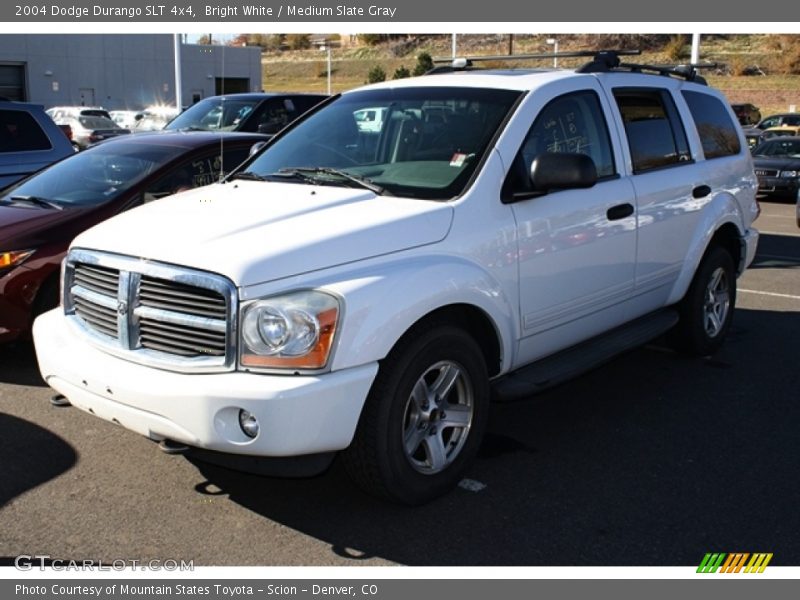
753;139;800;157
0;142;184;207
78;115;119;130
242;86;522;200
165;97;260;131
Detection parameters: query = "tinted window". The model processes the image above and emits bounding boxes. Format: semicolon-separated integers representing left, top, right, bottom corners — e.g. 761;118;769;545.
753;139;800;157
145;146;251;201
1;142;183;207
683;91;741;158
165;97;260;132
504;90;615;196
614;89;690;173
0;109;51;152
254;98;296;134
78;116;119;130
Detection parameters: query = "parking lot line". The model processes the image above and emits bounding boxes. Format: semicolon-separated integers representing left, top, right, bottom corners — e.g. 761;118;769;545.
739;288;800;301
757;229;800;238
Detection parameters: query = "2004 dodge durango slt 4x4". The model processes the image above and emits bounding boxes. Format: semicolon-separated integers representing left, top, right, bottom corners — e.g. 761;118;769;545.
33;52;760;504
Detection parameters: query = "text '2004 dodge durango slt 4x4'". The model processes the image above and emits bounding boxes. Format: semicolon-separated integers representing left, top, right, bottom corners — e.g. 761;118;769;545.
34;52;760;504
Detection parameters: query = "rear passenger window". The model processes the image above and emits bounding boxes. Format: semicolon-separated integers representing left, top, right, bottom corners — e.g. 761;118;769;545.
0;109;52;152
682;91;741;158
613;89;691;173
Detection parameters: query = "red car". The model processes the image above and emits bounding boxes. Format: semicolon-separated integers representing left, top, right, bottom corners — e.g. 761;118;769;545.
0;131;267;343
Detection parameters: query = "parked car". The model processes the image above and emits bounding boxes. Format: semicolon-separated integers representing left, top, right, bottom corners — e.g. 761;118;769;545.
761;125;800;141
46;106;112;121
751;136;800;199
0;131;267;344
33;52;759;504
109;110;141;129
0;100;74;189
133;106;180;132
731;102;761;126
744;128;764;150
163;93;327;134
753;112;800;130
57;114;131;149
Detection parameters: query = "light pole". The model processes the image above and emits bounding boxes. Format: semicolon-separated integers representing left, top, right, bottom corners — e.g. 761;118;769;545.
546;38;558;68
320;45;331;95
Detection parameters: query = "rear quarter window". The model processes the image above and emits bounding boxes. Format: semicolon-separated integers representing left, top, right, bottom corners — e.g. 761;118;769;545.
682;91;741;159
0;109;52;152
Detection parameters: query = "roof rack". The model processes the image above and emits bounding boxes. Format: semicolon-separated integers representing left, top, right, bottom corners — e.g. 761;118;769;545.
428;50;715;85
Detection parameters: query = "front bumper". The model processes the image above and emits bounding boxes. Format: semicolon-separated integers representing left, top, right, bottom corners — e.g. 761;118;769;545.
33;309;378;457
756;176;800;197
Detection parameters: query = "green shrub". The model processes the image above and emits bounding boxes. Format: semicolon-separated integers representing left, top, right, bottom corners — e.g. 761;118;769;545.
366;65;387;83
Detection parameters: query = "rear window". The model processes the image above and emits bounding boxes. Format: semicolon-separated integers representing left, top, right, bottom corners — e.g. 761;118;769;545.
0;109;52;152
682;91;741;159
78;116;118;129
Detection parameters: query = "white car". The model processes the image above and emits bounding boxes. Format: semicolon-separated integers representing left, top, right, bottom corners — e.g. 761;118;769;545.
34;52;760;504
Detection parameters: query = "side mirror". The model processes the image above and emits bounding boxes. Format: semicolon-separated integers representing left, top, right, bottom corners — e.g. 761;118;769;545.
530;152;597;192
249;141;268;156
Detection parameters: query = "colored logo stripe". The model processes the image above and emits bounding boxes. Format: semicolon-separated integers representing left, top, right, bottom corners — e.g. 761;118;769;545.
697;553;773;573
745;553;773;573
697;553;726;573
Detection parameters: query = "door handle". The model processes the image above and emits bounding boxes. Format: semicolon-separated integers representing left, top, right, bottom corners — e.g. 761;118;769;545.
693;185;712;198
606;203;634;221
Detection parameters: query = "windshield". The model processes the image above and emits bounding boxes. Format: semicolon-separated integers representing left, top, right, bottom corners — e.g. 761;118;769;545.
754;139;800;157
242;87;521;200
165;97;260;131
1;143;184;207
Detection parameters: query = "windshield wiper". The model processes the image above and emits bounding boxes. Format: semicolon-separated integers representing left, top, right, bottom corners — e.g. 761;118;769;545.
231;171;268;182
283;167;386;195
6;195;64;211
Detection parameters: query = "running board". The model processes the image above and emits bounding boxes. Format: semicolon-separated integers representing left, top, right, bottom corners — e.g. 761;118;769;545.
491;309;679;402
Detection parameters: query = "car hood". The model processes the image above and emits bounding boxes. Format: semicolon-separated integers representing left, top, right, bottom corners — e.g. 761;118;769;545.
752;157;800;170
72;181;454;287
0;203;95;248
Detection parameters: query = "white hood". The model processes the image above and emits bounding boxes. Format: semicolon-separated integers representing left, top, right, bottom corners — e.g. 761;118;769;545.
71;180;454;287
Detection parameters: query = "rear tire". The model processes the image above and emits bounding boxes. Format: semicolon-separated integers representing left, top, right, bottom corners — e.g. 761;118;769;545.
670;245;736;356
343;325;489;505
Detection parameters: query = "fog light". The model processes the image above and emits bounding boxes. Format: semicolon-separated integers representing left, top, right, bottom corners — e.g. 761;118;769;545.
238;409;259;438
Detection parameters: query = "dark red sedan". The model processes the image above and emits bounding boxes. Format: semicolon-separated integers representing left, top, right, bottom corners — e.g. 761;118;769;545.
0;131;267;343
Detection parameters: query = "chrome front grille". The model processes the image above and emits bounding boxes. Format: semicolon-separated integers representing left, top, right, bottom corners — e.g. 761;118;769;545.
65;249;237;372
71;264;120;339
755;169;778;177
136;276;227;357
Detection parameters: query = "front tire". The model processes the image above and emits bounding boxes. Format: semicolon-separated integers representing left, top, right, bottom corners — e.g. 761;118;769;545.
670;245;736;356
343;325;489;504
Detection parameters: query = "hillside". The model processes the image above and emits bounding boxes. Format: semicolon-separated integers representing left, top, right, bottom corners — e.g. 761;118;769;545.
255;34;800;115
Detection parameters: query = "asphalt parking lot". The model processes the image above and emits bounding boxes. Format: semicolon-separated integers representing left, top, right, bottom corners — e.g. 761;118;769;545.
0;199;798;567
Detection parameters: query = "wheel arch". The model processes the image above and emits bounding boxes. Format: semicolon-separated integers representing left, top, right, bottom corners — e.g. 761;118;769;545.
666;194;747;306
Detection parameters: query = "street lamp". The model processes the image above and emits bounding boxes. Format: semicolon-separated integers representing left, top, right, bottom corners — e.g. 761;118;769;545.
320;45;331;95
546;38;558;68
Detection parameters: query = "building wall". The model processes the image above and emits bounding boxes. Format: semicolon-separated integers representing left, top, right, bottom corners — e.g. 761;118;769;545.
0;34;262;110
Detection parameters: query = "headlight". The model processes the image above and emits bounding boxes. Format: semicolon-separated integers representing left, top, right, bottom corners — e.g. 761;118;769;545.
780;170;799;178
240;290;339;371
0;249;35;271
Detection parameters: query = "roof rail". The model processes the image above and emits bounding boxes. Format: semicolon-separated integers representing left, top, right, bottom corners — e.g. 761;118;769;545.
427;50;715;84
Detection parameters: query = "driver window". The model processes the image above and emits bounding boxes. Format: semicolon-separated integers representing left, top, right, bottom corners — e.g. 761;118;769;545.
506;90;616;194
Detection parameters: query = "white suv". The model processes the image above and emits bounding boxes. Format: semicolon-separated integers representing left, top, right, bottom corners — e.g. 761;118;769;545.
34;53;759;504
